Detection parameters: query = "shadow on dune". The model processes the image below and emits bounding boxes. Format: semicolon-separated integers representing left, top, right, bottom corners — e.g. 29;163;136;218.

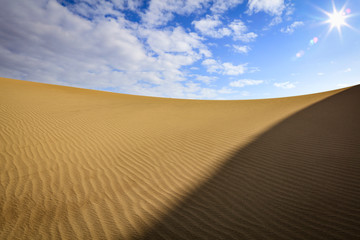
138;86;360;240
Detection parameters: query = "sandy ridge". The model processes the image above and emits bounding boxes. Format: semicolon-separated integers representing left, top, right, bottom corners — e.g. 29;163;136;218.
1;77;359;239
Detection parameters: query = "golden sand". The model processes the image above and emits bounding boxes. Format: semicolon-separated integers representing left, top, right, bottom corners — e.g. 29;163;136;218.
1;77;359;239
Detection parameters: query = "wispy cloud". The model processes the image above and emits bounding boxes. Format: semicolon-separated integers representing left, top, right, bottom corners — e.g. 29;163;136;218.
274;81;296;89
202;59;248;76
194;75;218;84
232;45;251;54
141;0;207;27
0;0;228;99
0;0;312;100
247;0;294;27
230;79;264;87
247;0;285;16
202;59;249;76
141;0;246;27
281;21;304;34
192;15;231;38
222;63;248;75
269;16;283;26
229;19;258;42
210;0;244;13
344;68;352;73
193;17;257;42
202;59;222;73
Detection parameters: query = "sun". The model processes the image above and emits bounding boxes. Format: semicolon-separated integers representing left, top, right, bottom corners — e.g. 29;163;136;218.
321;1;353;37
328;9;346;29
326;7;349;34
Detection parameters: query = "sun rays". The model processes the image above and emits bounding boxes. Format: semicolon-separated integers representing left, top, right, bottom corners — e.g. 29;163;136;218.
320;1;354;38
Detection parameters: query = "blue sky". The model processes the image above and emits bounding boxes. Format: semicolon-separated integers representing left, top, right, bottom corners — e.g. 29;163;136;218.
0;0;359;99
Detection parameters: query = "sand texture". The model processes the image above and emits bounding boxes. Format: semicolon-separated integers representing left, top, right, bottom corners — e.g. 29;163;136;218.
1;77;360;239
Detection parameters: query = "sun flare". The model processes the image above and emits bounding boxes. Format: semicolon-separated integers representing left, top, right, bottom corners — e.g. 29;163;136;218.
322;2;353;37
328;9;346;29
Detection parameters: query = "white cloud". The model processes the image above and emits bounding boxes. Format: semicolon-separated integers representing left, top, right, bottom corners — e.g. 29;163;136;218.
210;0;244;13
247;0;285;16
94;0;144;11
0;0;265;100
202;59;222;73
144;26;209;57
229;19;258;42
60;0;125;19
186;86;238;99
344;68;352;73
193;17;257;42
281;21;304;34
141;0;245;27
230;79;263;87
217;87;237;94
269;16;283;26
141;1;182;27
0;0;230;99
141;0;211;27
222;63;247;75
194;75;218;84
284;2;295;17
192;15;231;38
232;45;251;54
317;72;324;76
202;59;248;75
248;0;294;27
274;81;296;89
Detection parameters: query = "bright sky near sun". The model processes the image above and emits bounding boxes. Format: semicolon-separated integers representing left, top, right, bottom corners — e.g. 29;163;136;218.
0;0;359;99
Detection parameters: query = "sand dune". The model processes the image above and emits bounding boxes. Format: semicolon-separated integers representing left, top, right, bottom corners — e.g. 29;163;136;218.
1;77;359;239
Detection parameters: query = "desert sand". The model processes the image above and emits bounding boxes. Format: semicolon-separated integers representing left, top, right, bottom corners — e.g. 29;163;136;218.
0;77;359;239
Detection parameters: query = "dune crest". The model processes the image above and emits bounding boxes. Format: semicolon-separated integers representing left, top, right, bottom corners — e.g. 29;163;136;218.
1;77;359;239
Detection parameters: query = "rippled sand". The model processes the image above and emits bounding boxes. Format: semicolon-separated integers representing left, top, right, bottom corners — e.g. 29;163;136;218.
1;77;359;239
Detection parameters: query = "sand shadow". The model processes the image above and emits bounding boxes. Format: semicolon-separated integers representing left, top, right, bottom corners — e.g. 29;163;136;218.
138;86;360;240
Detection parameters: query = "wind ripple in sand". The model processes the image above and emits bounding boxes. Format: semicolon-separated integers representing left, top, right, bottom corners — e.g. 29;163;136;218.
1;78;359;239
